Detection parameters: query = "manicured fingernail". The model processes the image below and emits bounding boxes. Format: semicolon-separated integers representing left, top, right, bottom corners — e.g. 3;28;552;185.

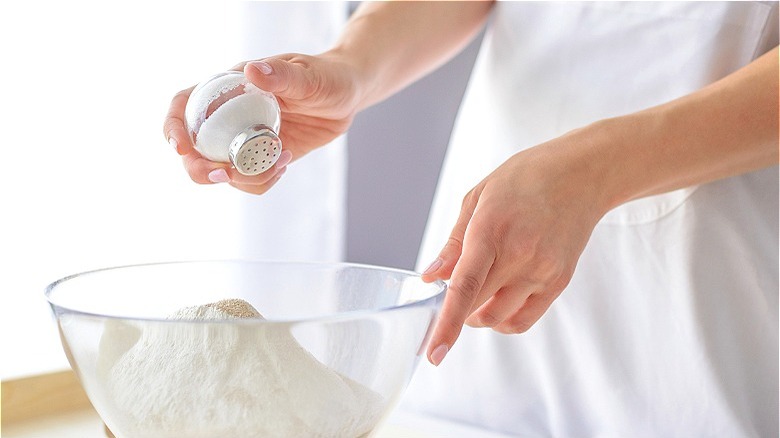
430;344;449;366
249;61;273;75
169;137;179;154
272;166;287;180
422;258;443;275
275;150;293;169
464;315;480;327
272;169;285;183
208;168;230;183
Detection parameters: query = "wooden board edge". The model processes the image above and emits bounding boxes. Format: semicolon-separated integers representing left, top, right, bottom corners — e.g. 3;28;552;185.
1;369;96;426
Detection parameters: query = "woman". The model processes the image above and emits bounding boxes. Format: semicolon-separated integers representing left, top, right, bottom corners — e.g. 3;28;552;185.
164;2;778;435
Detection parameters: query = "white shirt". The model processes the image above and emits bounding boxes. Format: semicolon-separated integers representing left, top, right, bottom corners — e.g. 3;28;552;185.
403;2;779;437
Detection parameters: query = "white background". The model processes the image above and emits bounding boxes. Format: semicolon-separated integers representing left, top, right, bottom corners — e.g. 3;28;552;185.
0;1;477;380
0;2;253;379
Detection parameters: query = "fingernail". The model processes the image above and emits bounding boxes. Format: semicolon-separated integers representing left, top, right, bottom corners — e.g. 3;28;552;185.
208;168;230;183
272;169;285;183
249;61;273;75
275;150;293;169
422;258;443;275
274;166;287;178
430;344;449;366
464;315;480;327
169;137;179;154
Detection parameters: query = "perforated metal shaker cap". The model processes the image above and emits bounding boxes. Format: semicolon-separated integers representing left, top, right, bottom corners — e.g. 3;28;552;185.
228;124;282;176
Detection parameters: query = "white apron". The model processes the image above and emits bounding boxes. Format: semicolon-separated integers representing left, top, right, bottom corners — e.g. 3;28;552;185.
404;2;779;437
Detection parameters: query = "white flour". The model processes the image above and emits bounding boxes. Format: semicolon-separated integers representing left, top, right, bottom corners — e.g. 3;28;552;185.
97;299;383;438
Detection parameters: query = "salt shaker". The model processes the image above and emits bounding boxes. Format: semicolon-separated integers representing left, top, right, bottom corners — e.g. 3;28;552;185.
184;71;282;176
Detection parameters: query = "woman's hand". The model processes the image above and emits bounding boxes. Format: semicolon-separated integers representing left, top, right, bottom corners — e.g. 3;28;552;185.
162;1;494;195
421;127;612;366
421;47;778;366
163;52;363;194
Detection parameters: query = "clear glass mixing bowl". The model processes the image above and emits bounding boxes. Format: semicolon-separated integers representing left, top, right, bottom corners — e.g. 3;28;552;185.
45;261;446;438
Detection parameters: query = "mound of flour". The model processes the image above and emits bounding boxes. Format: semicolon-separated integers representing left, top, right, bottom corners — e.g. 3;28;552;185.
97;299;383;438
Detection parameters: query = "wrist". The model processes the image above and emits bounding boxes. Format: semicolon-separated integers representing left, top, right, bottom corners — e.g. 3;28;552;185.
320;44;380;112
549;115;656;220
579;111;670;214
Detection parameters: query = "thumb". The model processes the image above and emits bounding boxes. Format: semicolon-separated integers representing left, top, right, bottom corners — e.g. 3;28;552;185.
244;57;316;101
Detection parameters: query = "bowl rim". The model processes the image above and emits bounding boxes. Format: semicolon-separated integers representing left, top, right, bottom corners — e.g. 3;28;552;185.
44;259;447;325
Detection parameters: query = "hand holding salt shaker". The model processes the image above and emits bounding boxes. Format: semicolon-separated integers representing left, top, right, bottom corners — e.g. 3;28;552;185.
185;71;282;176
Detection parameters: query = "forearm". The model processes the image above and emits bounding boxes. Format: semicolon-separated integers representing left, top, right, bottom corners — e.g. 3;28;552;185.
588;47;779;212
326;1;494;110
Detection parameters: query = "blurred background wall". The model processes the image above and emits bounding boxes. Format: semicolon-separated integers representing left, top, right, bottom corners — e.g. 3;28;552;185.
346;30;483;270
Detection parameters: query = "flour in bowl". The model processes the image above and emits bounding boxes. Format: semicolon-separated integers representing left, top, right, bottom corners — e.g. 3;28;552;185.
97;299;383;438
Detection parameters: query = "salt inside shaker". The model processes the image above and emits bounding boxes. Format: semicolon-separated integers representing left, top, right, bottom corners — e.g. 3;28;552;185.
185;71;282;176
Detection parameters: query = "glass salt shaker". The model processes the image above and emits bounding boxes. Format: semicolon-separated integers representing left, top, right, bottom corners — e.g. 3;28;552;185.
185;71;282;176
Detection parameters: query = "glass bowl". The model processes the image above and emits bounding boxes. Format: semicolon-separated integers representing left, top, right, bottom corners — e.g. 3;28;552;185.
45;261;446;438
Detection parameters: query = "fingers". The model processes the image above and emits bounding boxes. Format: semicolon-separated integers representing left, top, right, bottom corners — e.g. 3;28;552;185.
230;167;287;195
464;285;532;328
244;56;317;101
493;292;558;335
427;220;496;366
164;86;195;156
182;150;291;187
421;188;481;283
422;187;493;366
